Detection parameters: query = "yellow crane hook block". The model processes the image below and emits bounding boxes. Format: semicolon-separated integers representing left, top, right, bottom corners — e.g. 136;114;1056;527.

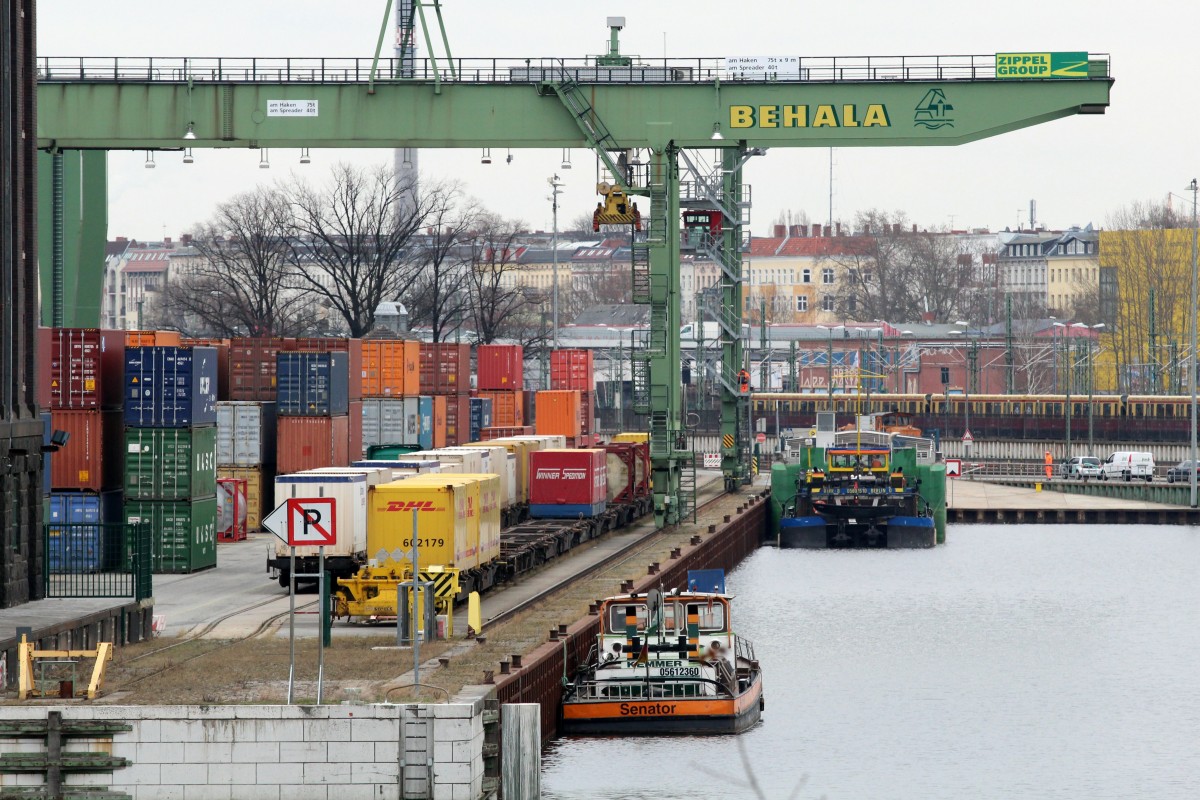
17;634;113;701
592;182;642;230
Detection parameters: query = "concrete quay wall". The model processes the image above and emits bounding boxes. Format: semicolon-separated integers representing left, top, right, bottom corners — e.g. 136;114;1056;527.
492;490;770;741
0;701;488;800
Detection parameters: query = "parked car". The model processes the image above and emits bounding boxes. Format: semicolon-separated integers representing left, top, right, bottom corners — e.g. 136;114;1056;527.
1061;456;1102;480
1100;451;1155;482
1166;460;1200;483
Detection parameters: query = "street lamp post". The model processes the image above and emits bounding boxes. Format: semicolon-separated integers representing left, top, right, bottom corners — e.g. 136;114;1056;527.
548;175;564;349
1189;178;1198;508
1086;323;1105;453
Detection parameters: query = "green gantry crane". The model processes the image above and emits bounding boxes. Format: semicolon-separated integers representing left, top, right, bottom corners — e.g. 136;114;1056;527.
34;15;1112;527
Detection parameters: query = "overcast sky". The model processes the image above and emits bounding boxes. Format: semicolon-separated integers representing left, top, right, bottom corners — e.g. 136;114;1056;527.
37;0;1200;240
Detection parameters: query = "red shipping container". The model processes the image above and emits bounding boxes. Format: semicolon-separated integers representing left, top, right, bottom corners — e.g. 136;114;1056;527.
287;338;363;401
602;442;651;503
431;395;448;448
229;337;289;401
419;343;470;394
579;390;596;436
481;425;533;440
181;338;231;400
550;349;595;391
50;409;123;491
476;344;524;390
478;390;523;427
529;448;607;507
444;393;469;446
276;415;350;473
39;328;125;409
347;400;363;464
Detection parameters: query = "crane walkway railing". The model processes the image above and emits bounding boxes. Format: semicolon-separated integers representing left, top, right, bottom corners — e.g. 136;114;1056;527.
37;54;1111;85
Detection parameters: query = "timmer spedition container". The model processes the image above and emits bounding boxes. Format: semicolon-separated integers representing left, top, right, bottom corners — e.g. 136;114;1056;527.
529;448;608;518
124;426;218;500
367;476;480;574
270;471;369;585
123;496;218;574
124;346;219;427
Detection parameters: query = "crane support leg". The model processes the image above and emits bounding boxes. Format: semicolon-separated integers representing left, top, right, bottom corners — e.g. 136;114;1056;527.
649;145;683;527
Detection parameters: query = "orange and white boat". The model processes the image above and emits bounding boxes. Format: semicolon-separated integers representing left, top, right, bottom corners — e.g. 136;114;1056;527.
561;585;764;735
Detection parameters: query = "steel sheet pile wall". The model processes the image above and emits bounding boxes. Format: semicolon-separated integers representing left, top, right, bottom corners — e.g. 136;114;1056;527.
122;345;219;573
493;492;769;741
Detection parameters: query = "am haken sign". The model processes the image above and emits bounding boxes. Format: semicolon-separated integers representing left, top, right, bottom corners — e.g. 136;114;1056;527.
724;56;800;78
267;100;319;117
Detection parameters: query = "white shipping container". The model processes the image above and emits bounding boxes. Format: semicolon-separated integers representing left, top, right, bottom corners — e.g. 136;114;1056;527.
273;472;370;561
360;398;414;456
434;448;490;476
216;401;275;467
445;444;515;510
510;434;567;451
352;459;440;474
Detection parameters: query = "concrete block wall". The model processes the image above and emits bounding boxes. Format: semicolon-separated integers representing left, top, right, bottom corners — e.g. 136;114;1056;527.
0;702;486;800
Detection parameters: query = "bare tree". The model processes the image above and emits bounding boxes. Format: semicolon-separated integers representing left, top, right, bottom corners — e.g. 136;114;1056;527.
562;264;632;322
283;163;432;337
824;210;974;323
404;188;478;342
465;213;535;344
158;188;317;337
746;284;794;326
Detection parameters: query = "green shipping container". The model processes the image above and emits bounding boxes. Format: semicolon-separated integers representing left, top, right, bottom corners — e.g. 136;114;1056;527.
124;426;217;500
123;497;218;574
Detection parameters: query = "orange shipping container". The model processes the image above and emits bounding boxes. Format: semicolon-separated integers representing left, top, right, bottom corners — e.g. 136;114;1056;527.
479;390;523;427
361;340;420;397
432;395;448;449
125;330;182;348
535;390;582;438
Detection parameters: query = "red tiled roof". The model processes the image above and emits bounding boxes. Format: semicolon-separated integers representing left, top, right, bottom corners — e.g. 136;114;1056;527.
747;235;871;258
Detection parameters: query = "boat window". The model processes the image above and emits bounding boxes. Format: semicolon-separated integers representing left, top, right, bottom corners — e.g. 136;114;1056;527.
684;601;727;632
605;603;679;635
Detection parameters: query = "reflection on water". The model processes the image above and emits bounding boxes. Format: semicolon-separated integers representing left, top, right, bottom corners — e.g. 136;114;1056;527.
542;525;1200;800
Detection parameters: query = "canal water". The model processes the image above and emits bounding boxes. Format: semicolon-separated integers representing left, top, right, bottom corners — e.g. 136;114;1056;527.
543;524;1200;799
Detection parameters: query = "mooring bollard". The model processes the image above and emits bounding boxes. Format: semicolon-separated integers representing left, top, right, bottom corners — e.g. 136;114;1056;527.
511;655;522;669
558;623;568;636
499;660;511;675
549;629;559;641
483;670;495;684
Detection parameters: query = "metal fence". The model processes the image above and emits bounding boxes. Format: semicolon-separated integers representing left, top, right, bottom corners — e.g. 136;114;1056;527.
44;522;152;601
36;54;1111;85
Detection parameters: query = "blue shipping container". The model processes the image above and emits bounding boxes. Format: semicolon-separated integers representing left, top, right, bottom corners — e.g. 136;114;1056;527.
417;396;434;450
469;397;493;444
530;500;607;519
124;346;218;427
47;490;122;572
276;352;350;416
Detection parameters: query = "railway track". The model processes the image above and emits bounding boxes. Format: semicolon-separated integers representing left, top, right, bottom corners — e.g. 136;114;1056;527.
485;476;730;628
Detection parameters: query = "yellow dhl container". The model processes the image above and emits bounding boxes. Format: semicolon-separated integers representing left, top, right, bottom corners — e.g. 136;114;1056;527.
459;440;528;505
217;466;267;530
368;477;479;572
611;432;650;444
449;474;501;566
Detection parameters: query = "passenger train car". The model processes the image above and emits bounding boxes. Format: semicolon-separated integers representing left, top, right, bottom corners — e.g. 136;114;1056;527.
753;392;1194;443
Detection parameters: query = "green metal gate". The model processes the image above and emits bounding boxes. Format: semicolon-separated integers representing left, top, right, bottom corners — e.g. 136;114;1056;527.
43;522;152;601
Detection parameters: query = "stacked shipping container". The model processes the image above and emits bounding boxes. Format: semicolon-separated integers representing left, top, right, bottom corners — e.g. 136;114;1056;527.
550;349;596;442
215;401;277;532
359;340;436;456
41;328;125;573
275;342;358;472
121;343;220;573
419;343;470;446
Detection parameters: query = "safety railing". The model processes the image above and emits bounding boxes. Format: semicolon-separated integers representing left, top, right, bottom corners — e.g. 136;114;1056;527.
37;54;1111;84
44;522;151;601
570;674;729;700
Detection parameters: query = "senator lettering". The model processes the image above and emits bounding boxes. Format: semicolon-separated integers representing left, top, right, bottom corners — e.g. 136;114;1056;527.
619;702;678;716
729;103;891;129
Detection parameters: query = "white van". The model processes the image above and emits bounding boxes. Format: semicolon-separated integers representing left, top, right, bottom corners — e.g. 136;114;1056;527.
1100;451;1155;482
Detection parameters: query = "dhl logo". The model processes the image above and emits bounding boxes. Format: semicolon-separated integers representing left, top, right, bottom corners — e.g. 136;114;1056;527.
384;500;440;512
